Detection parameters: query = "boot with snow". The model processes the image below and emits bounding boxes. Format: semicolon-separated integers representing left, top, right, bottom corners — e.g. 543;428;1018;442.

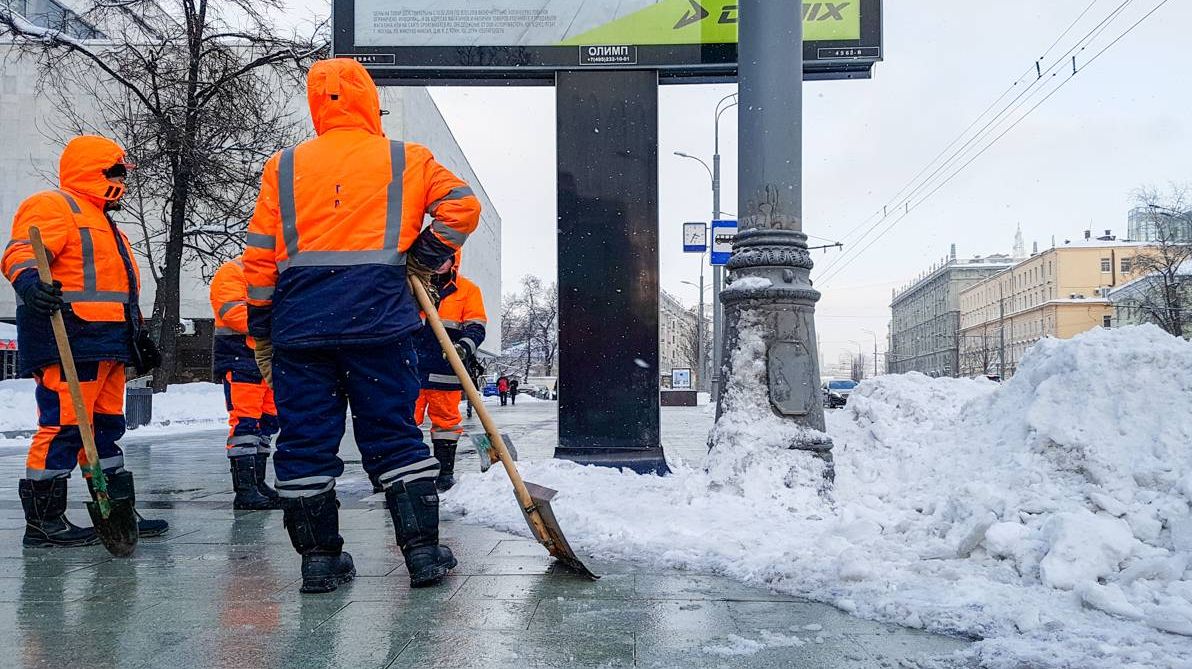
19;478;99;547
432;439;457;492
385;479;457;587
282;490;355;594
253;452;281;501
231;456;280;510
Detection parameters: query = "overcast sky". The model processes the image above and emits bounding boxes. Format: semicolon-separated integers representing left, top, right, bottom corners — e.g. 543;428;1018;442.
301;1;1191;368
420;1;1189;368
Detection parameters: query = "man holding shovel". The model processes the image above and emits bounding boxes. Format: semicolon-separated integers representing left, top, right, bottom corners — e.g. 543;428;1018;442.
413;252;487;492
2;135;169;548
243;58;480;593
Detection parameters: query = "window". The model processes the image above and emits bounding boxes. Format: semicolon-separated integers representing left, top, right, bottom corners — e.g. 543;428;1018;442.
1100;258;1112;272
1103;315;1112;328
1121;257;1133;273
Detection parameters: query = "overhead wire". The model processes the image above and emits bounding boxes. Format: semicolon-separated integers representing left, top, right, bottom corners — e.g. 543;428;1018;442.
819;0;1134;280
817;0;1169;287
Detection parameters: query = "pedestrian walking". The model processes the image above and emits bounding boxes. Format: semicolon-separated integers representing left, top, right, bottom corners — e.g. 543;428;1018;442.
497;375;510;406
2;135;169;547
509;377;520;406
413;253;487;492
243;58;480;593
210;257;280;510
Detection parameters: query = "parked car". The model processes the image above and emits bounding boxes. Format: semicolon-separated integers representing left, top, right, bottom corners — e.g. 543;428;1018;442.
822;379;858;408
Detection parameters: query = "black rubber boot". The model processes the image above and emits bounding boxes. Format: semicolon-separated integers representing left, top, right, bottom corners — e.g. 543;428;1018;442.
386;479;457;587
19;478;99;547
231;456;281;510
97;470;170;537
282;490;355;594
368;471;384;495
253;452;281;501
432;440;458;492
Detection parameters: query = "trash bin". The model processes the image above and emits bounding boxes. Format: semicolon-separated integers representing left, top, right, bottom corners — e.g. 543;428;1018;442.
125;387;153;429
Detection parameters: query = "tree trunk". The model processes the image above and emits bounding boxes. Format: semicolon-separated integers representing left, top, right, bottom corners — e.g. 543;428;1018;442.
150;170;188;391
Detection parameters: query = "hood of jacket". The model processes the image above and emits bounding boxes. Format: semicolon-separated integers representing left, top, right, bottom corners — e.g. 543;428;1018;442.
307;58;383;137
59;135;128;206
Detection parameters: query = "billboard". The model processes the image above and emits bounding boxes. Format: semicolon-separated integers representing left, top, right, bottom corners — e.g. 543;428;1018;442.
332;0;882;84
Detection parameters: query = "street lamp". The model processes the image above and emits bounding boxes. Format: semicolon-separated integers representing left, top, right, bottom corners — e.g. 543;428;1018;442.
679;279;709;391
860;328;879;377
673;91;739;405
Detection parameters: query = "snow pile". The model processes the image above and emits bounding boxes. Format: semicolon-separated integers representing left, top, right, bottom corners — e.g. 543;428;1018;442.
446;325;1192;668
0;379;225;432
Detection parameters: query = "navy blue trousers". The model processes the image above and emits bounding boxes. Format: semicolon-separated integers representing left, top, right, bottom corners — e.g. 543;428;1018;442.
271;339;437;498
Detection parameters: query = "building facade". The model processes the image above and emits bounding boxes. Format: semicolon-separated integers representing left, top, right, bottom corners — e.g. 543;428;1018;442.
959;238;1149;378
659;290;699;388
1108;262;1192;338
1128;207;1192;243
888;247;1018;377
1;30;502;379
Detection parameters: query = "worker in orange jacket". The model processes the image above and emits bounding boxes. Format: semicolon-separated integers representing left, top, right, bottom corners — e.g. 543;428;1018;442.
413;253;487;492
210;257;280;510
2;135;168;547
243;58;480;594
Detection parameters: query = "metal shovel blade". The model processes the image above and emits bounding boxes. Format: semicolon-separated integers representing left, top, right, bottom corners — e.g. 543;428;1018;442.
86;497;139;558
521;481;599;580
472;432;518;473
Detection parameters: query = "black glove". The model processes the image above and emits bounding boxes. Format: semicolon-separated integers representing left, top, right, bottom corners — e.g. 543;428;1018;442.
15;277;63;316
132;330;162;372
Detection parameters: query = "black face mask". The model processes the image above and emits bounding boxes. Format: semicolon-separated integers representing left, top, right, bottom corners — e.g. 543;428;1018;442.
433;269;457;290
103;163;128;179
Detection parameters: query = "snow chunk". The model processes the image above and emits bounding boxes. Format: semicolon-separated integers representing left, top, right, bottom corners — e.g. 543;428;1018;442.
1039;511;1138;590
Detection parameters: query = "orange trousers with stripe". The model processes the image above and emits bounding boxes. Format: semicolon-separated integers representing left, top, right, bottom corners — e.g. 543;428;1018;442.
223;371;277;458
414;389;463;443
27;360;126;480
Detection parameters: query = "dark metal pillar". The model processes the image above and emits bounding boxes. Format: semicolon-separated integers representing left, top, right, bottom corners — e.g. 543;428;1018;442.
716;0;833;457
554;70;669;475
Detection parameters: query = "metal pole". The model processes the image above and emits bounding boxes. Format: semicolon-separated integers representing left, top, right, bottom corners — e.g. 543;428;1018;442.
711;151;722;401
697;260;705;390
717;0;831;456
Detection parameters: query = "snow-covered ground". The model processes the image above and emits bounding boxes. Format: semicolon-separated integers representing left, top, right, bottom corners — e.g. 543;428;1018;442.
0;379;226;434
445;325;1192;669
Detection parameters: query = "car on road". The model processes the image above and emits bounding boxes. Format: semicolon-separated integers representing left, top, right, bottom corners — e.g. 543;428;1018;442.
822;378;858;408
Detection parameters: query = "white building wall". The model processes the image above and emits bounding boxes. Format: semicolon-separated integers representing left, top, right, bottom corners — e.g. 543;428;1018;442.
0;47;501;352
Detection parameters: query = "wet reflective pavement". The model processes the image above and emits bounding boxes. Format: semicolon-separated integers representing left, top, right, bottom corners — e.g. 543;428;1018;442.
0;401;969;668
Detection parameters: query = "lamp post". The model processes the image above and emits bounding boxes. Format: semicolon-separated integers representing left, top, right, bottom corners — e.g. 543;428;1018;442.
680;279;711;390
861;328;879;377
674;91;738;404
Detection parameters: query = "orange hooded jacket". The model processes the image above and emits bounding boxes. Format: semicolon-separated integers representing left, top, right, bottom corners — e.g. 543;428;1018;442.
209;257;261;378
3;135;142;375
242;58;481;348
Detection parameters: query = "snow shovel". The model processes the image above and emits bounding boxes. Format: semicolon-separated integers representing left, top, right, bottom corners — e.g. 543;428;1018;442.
471;432;517;473
29;227;139;558
409;278;597;579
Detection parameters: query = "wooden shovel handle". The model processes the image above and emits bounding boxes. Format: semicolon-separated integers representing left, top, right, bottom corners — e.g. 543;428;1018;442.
29;228;106;483
408;278;552;538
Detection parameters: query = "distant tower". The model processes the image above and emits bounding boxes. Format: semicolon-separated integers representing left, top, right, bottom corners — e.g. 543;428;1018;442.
1013;224;1025;258
949;243;957;261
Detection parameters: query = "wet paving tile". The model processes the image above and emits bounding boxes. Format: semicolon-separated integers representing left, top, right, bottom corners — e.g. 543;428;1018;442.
0;409;969;667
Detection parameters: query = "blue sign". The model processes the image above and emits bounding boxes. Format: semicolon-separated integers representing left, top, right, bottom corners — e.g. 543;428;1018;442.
711;220;737;266
682;222;706;253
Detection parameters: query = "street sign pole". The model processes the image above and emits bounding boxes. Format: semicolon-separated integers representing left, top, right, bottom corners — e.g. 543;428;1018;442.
717;0;832;457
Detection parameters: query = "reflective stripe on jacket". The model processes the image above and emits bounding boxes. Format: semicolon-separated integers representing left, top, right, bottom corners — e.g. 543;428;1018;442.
243;58;481;349
3;136;141;375
209;258;260;379
415;275;487;390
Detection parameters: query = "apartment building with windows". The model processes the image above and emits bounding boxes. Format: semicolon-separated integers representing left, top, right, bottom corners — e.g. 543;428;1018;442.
958;234;1149;377
887;246;1018;377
